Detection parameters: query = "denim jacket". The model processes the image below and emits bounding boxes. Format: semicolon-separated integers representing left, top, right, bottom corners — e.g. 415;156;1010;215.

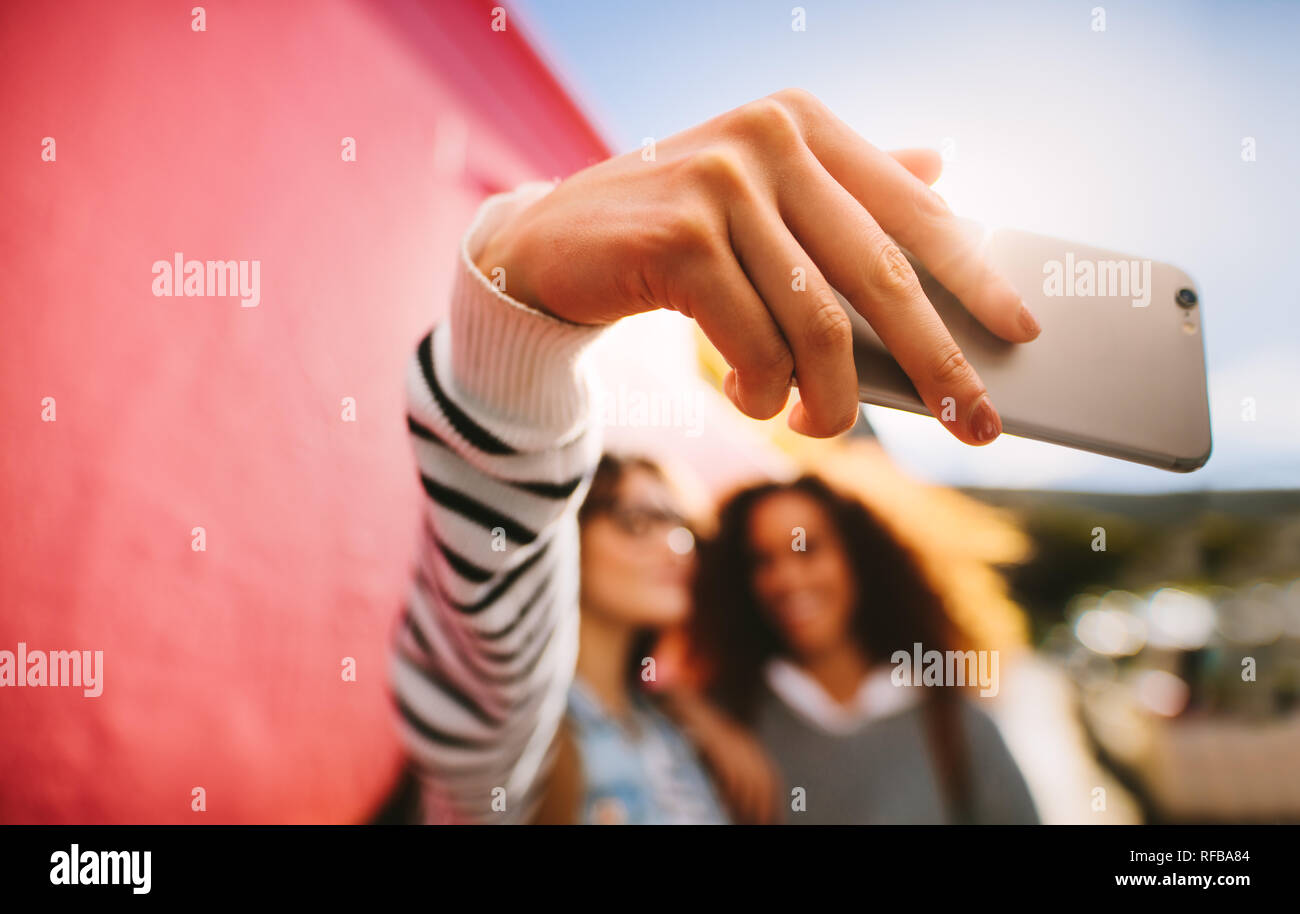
565;677;730;825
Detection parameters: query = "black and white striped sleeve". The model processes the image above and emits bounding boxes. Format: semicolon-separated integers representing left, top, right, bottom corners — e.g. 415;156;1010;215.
390;179;607;824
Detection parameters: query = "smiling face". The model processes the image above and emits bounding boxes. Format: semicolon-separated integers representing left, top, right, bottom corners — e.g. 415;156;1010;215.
579;466;694;629
746;491;859;662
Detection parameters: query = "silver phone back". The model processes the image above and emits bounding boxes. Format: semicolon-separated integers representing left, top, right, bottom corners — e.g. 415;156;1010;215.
842;227;1212;471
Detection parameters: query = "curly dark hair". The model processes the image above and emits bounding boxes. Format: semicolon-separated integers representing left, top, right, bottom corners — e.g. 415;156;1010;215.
688;474;971;724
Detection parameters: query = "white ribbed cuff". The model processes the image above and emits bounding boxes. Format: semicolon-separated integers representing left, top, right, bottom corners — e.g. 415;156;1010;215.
447;180;608;443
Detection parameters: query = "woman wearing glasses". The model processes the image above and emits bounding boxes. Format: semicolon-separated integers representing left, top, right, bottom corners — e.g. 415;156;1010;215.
529;454;740;824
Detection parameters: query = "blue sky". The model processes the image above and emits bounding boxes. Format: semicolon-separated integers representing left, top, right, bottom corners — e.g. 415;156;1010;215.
511;0;1299;492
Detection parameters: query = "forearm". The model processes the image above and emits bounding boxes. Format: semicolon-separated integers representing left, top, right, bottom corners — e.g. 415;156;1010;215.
390;180;606;824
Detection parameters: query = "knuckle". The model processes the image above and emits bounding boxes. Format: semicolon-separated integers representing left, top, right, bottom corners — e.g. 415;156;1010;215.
742;335;795;382
770;86;819;116
867;241;919;298
684;145;752;199
803;294;853;354
929;343;976;389
730;96;802;149
662;207;722;258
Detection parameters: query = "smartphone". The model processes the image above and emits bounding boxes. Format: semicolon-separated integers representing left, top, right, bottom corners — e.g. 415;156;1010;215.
841;226;1212;472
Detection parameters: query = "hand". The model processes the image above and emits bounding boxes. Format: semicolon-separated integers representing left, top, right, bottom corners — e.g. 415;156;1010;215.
659;687;782;825
474;88;1040;443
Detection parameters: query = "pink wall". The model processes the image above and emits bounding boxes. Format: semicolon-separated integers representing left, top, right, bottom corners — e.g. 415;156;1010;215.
0;0;610;823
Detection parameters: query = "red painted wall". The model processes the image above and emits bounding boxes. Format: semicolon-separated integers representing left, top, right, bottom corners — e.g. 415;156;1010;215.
0;0;610;823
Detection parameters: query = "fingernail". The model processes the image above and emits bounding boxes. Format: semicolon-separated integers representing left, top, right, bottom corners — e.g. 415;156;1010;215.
723;370;740;409
1018;302;1041;337
972;396;1001;443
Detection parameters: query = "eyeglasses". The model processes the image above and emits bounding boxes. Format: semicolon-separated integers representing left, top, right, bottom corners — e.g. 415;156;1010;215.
588;499;695;551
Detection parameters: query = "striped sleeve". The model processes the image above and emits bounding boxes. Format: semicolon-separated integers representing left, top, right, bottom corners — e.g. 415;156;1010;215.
390;179;608;824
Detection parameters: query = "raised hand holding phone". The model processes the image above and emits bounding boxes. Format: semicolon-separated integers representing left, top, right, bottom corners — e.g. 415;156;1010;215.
473;88;1040;445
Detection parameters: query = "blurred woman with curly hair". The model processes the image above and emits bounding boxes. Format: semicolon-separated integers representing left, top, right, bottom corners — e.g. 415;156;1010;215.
686;473;1039;824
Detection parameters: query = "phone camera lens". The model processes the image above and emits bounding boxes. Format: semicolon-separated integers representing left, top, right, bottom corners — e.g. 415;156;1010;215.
1176;288;1198;309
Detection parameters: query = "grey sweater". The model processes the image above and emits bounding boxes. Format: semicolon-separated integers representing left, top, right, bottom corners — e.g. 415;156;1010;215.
752;679;1041;824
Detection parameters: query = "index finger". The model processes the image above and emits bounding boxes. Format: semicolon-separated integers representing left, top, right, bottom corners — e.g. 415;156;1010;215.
773;89;1041;343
